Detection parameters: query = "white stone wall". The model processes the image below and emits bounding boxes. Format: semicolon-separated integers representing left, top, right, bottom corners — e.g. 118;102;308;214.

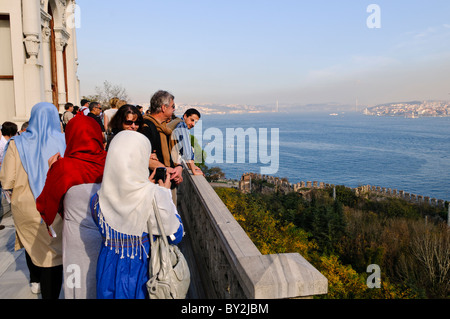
0;0;80;126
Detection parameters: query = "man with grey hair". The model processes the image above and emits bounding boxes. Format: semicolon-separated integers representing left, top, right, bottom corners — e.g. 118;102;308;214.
142;90;183;204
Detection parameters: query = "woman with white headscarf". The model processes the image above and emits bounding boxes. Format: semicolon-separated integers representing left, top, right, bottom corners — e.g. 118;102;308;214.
0;102;66;299
90;130;183;299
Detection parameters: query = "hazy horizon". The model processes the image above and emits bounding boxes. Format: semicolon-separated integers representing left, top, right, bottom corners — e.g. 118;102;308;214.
75;1;450;109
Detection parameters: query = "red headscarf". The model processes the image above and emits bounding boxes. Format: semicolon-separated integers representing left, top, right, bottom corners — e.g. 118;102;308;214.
37;115;107;226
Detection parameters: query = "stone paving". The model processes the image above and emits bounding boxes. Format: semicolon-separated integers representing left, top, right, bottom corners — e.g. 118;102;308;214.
0;211;39;299
0;207;198;299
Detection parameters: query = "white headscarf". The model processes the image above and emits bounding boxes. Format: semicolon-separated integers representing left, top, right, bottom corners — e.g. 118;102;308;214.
98;130;180;237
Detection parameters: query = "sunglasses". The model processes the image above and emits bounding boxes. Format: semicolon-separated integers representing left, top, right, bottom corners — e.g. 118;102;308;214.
124;120;140;126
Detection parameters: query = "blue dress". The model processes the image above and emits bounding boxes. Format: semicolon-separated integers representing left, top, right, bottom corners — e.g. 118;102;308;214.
90;193;183;299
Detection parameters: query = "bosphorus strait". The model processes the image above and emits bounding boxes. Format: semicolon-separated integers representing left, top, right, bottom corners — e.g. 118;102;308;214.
200;112;450;201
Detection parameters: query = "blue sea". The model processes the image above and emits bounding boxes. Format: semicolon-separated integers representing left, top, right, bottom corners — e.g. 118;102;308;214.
194;112;450;201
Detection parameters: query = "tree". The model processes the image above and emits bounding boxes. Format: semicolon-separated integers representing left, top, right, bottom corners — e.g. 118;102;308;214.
409;222;450;298
82;80;129;108
215;188;316;257
203;166;225;182
191;135;207;170
215;186;422;299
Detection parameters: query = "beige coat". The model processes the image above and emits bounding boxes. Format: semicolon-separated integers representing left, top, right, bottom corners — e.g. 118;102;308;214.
0;141;63;267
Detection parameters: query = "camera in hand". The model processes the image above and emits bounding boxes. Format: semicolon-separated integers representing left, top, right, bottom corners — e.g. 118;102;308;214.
154;167;167;184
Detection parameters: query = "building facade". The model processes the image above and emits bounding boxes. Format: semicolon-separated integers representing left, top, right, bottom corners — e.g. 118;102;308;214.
0;0;80;125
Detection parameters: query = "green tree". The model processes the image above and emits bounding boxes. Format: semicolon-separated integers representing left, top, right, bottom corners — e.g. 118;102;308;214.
191;135;207;170
203;166;225;182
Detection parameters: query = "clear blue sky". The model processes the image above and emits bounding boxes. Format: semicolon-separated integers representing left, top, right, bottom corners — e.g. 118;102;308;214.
75;0;450;107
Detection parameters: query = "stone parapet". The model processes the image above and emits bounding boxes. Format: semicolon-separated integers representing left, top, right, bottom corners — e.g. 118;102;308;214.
178;169;328;299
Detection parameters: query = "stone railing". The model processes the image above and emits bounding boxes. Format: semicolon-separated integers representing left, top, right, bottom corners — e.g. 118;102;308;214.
177;169;328;299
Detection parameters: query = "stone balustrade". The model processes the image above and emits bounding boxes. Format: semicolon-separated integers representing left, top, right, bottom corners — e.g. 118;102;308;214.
178;170;328;299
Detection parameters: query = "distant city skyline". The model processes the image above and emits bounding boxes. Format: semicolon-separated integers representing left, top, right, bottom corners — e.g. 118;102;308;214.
75;1;450;109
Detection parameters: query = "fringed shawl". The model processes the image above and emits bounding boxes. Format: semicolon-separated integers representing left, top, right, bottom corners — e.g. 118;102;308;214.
96;131;180;258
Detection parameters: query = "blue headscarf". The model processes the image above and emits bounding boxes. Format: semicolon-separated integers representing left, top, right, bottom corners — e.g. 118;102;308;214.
10;102;66;200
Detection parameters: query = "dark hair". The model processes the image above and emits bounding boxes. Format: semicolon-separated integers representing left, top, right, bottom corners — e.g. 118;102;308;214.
64;103;74;110
80;99;90;106
109;104;143;133
89;102;99;111
184;108;201;119
72;106;79;115
1;121;18;137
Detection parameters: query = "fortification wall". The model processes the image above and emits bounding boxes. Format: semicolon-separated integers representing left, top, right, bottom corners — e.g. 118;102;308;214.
239;173;448;208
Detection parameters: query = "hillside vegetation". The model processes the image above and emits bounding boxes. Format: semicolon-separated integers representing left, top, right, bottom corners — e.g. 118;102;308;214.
215;185;449;299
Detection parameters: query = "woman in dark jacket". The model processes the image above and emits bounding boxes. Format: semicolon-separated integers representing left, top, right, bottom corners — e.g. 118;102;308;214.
106;104;144;151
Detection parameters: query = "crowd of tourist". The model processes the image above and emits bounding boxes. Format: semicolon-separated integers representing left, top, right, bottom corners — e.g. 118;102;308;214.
0;90;201;299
